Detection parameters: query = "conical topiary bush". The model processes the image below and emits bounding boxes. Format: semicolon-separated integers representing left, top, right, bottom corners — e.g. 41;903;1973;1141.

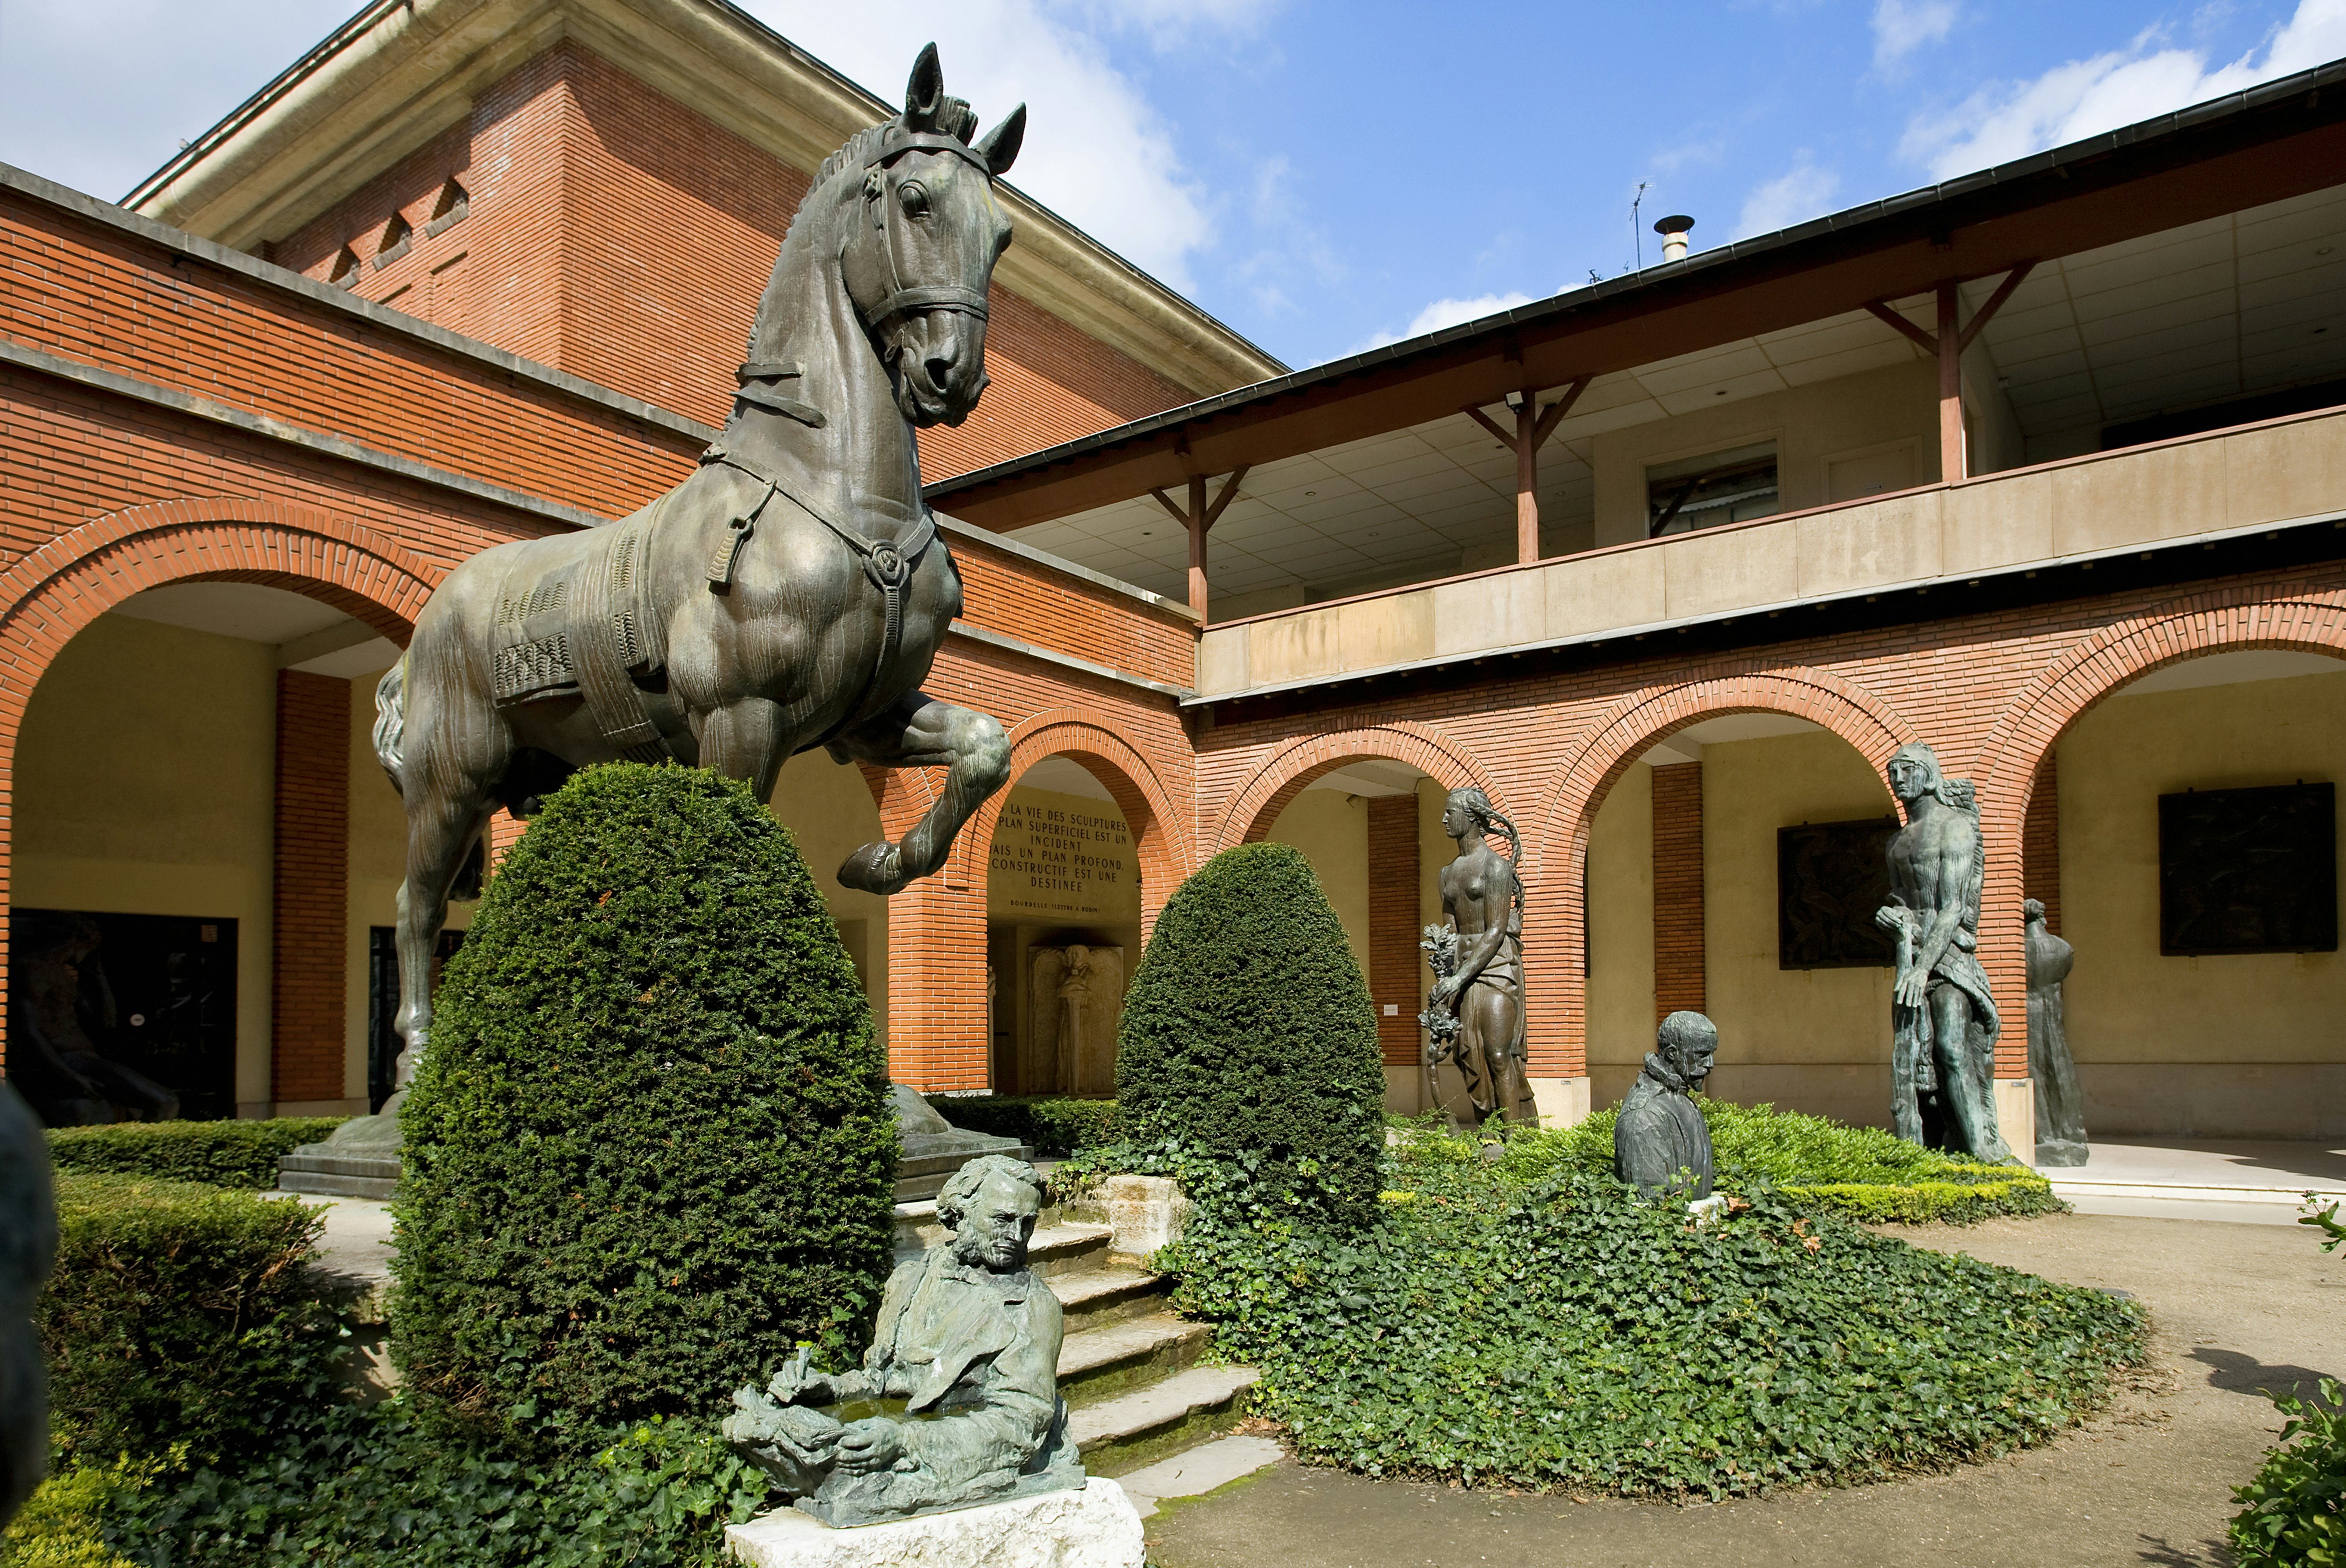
1116;841;1386;1225
391;763;895;1435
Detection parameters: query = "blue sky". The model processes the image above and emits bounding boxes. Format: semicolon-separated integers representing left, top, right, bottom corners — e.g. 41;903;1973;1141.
5;0;2344;370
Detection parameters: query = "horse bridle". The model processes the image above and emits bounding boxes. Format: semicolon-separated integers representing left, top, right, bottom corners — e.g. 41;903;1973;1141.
857;128;996;330
728;128;994;426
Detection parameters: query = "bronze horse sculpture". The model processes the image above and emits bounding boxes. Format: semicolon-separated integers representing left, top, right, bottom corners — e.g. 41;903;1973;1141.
372;45;1023;1089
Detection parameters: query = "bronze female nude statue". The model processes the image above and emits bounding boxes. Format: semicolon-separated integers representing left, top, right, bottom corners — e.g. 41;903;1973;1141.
1426;786;1536;1127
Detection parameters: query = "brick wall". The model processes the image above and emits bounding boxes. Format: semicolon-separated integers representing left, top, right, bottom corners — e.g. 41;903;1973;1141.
1650;761;1704;1022
1366;794;1421;1066
272;670;350;1104
1191;561;2346;1085
2024;754;2060;934
276;41;1198;478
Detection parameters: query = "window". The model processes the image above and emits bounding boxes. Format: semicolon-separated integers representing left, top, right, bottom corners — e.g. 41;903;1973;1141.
1645;441;1779;537
426;177;470;237
327;244;361;289
374;212;412;269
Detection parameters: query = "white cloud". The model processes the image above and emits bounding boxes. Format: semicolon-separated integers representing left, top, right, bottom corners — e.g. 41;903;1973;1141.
747;0;1268;290
1732;157;1841;239
1872;0;1959;72
1354;292;1535;354
1901;0;2346;181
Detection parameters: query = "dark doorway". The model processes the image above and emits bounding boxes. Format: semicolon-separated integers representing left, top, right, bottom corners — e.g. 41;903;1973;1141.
9;909;237;1122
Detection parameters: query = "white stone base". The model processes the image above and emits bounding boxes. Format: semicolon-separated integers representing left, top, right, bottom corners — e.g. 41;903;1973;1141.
1530;1075;1592;1128
1994;1077;2037;1165
725;1478;1145;1568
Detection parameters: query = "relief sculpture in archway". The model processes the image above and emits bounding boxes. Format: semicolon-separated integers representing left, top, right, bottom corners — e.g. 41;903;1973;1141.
1026;944;1122;1097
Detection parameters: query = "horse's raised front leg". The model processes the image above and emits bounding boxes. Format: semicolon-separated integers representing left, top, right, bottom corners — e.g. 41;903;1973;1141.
829;692;1010;895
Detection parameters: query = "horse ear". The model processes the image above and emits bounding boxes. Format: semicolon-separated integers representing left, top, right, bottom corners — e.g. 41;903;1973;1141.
974;103;1026;177
904;43;944;131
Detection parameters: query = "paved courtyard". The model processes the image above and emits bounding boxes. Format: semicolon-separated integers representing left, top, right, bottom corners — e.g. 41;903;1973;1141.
1143;1200;2345;1568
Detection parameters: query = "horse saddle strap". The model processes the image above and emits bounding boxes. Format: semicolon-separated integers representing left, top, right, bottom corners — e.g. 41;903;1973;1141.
577;512;674;765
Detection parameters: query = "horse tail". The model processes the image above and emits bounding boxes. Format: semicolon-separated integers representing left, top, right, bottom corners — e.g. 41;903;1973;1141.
372;658;407;797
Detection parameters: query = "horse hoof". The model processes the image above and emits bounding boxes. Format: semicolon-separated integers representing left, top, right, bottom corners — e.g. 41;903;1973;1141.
838;842;907;895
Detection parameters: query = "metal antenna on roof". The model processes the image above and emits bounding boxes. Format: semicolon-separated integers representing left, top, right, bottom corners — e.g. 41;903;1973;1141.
1632;182;1650;270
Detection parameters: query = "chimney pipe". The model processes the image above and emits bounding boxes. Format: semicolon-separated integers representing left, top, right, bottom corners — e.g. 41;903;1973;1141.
1654;214;1695;264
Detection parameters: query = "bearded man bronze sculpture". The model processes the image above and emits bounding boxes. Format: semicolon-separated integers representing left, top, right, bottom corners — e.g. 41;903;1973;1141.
724;1155;1081;1526
1874;742;2012;1162
1615;1011;1717;1199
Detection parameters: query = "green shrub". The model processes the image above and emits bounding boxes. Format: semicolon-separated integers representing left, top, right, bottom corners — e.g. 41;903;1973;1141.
1115;842;1385;1225
100;1405;767;1568
47;1120;347;1191
0;1460;145;1567
1168;1141;2143;1497
41;1173;341;1466
2231;1379;2346;1565
924;1095;1117;1156
1472;1098;2062;1223
2230;1204;2346;1564
393;763;896;1436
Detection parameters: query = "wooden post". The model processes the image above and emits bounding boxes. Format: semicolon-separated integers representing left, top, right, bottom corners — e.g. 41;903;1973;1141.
1513;395;1540;563
1149;467;1249;623
1463;376;1589;566
1862;264;2034;488
1185;474;1208;614
1937;280;1964;483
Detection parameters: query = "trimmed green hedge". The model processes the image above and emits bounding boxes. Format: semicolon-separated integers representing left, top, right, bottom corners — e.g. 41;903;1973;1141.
923;1095;1116;1156
46;1120;348;1191
41;1173;340;1466
393;763;896;1436
1477;1097;2062;1223
1116;842;1386;1226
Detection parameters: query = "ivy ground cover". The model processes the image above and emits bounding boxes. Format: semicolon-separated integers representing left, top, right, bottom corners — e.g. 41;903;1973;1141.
1166;1131;2142;1499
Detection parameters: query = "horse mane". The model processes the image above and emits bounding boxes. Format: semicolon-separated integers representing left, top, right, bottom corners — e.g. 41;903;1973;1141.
797;98;981;222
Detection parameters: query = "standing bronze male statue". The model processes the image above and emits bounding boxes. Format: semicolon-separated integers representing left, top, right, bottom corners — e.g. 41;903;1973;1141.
367;45;1024;1090
1874;743;2012;1162
1425;787;1536;1126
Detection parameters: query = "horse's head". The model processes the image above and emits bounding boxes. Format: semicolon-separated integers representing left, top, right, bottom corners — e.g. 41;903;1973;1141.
839;45;1024;428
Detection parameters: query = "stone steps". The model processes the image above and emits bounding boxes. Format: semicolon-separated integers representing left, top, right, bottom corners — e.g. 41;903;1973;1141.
1067;1363;1262;1476
1052;1264;1169;1330
1056;1310;1213;1405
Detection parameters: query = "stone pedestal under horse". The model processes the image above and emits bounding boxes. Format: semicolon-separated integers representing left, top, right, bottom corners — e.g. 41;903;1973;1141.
370;44;1025;1090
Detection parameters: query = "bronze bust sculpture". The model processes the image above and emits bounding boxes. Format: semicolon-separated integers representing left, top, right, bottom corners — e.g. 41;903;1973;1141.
1424;786;1536;1126
724;1155;1081;1526
1874;743;2012;1162
1614;1011;1717;1199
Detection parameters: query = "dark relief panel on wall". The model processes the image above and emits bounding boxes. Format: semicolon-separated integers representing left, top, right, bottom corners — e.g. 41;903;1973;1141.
2159;783;2338;955
1778;818;1900;970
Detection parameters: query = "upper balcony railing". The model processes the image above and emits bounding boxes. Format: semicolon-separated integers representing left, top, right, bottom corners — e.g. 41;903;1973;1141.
1192;403;2346;700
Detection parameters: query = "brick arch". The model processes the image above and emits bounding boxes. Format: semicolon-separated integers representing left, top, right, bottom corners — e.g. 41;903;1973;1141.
1968;583;2346;1058
0;499;445;1068
956;712;1192;941
1210;721;1506;855
1521;666;1922;1079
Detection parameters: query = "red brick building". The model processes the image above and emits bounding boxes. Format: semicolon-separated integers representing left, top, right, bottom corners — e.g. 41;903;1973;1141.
5;2;2343;1155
